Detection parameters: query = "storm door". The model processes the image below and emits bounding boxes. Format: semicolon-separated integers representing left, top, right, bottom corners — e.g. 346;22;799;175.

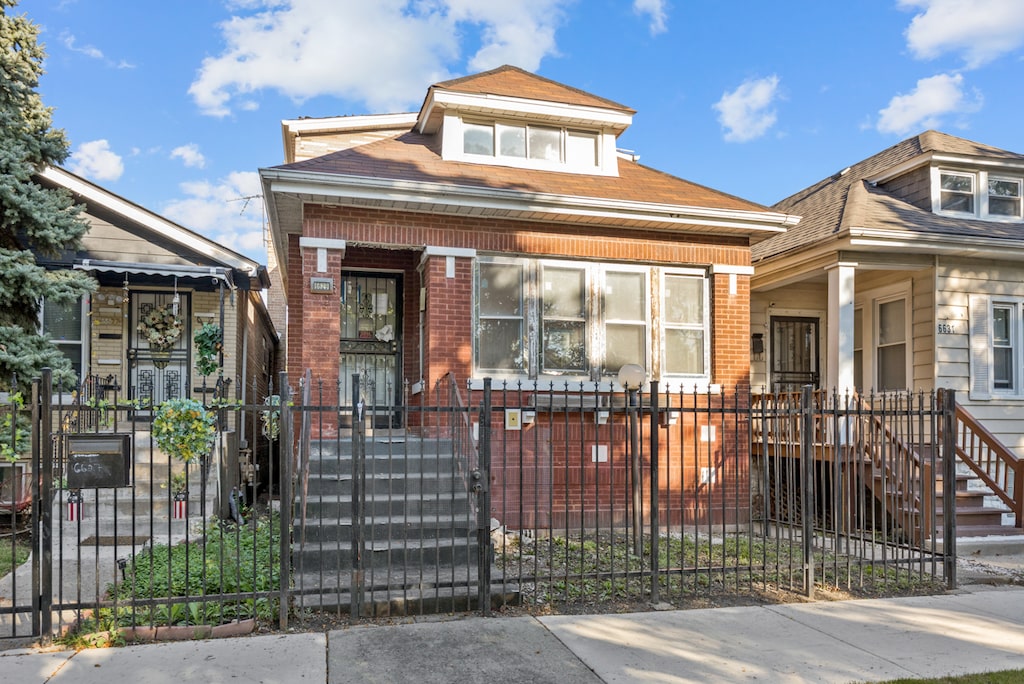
770;316;820;392
339;273;402;427
128;291;191;407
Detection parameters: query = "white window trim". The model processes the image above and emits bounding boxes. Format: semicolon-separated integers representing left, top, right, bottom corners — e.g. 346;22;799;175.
969;294;1024;400
855;282;911;393
445;114;618;176
659;268;711;384
473;258;711;389
39;295;89;385
932;167;1024;221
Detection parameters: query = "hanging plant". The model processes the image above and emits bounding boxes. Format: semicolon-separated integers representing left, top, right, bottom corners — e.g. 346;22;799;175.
137;304;184;351
152;398;217;463
193;323;223;376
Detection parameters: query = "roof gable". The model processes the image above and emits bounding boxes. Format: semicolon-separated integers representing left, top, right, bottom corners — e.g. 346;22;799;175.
430;65;635;114
38;166;267;289
755;130;1024;261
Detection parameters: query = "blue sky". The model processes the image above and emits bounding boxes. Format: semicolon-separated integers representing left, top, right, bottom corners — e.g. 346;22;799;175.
27;0;1024;264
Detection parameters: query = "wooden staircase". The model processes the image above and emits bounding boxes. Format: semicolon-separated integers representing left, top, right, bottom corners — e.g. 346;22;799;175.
857;393;1020;540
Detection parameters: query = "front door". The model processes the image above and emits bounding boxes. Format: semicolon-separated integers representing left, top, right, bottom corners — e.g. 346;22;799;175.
339;273;402;427
129;291;191;407
770;316;820;392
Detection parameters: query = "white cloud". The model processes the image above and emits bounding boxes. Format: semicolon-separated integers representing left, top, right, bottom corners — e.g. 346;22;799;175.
59;31;135;69
876;72;982;135
899;0;1024;68
67;140;124;182
170;144;207;169
60;32;103;60
712;75;781;143
633;0;668;35
162;171;267;261
189;0;570;117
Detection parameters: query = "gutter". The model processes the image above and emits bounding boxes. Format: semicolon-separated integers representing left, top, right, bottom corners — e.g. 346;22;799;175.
259;168;800;235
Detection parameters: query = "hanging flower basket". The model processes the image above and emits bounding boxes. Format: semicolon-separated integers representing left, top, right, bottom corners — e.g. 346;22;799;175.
193;322;223;376
137;304;184;352
152;398;217;463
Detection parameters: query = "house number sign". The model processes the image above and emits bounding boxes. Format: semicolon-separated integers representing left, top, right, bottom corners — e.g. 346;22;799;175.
66;434;131;489
936;321;963;335
310;277;334;293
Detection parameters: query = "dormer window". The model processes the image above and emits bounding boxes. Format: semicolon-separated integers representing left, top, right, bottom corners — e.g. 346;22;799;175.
989;177;1022;217
460;119;600;171
935;168;1023;220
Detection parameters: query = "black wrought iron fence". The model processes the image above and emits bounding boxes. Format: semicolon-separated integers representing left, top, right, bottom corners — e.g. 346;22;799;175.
1;371;958;642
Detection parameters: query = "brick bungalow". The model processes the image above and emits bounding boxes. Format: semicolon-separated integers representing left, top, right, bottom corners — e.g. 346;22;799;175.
260;66;798;527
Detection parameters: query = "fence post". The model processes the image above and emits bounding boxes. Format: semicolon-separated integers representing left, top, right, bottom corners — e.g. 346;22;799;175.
35;369;53;638
277;371;291;631
649;381;660;605
941;389;957;589
800;385;815;598
477;378;492;616
350;374;365;618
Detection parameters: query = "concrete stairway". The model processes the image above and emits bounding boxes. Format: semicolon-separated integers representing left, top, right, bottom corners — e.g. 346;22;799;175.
934;463;1017;538
291;433;515;616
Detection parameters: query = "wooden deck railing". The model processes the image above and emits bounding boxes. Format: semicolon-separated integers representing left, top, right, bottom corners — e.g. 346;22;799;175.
941;391;1023;528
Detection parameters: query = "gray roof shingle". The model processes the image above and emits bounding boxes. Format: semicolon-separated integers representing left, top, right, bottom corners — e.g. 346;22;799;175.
754;130;1024;261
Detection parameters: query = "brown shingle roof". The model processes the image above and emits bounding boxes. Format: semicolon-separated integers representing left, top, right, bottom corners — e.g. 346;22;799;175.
754;130;1024;260
432;65;635;114
273;130;767;212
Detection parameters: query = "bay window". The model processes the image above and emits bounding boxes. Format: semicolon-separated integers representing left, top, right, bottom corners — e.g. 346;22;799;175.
602;270;648;373
663;274;706;375
475;258;708;384
477;261;526;372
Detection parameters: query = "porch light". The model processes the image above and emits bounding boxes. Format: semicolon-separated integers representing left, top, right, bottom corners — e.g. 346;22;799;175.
617;363;646;392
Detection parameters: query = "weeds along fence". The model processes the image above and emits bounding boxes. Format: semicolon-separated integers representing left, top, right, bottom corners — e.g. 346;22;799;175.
1;372;957;642
289;377;957;622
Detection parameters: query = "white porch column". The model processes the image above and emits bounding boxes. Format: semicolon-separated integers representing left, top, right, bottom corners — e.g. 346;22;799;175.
826;262;856;393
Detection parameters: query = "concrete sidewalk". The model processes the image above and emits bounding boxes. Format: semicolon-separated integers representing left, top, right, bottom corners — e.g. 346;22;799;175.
3;584;1024;684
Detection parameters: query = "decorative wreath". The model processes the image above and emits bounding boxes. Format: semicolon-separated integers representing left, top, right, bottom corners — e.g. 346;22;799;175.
137;304;184;351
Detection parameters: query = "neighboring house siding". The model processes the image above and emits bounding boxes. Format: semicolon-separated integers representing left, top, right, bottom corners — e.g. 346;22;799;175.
878;166;931;211
936;257;1024;454
911;269;935;392
750;283;827;391
81;215;186;263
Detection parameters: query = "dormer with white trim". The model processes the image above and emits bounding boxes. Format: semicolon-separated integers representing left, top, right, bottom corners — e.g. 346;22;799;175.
415;66;633;177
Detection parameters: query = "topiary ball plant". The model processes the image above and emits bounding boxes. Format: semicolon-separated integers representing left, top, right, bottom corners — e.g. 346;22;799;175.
152;398;217;463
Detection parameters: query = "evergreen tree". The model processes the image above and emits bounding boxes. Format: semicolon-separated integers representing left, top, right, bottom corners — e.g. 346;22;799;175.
0;0;95;392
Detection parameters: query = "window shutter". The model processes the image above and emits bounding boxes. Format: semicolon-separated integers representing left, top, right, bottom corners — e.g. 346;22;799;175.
968;294;991;400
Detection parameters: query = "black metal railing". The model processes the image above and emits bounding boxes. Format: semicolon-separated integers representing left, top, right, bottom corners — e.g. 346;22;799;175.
3;374;959;641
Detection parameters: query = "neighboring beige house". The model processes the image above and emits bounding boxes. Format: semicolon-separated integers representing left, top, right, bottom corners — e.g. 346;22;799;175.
750;130;1024;455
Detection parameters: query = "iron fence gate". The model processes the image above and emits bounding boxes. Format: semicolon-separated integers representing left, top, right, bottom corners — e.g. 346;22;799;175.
2;372;958;642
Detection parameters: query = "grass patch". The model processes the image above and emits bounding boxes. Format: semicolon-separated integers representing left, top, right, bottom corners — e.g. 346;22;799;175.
879;670;1024;683
58;510;280;646
496;531;945;613
0;529;31;577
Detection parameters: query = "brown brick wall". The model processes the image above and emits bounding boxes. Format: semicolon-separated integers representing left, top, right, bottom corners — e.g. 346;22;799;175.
287;204;753;404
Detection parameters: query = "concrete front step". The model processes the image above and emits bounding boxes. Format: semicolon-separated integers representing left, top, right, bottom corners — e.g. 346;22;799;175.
302;471;466;497
294;514;476;543
298;492;472;519
291;567;519;617
293;537;479;568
